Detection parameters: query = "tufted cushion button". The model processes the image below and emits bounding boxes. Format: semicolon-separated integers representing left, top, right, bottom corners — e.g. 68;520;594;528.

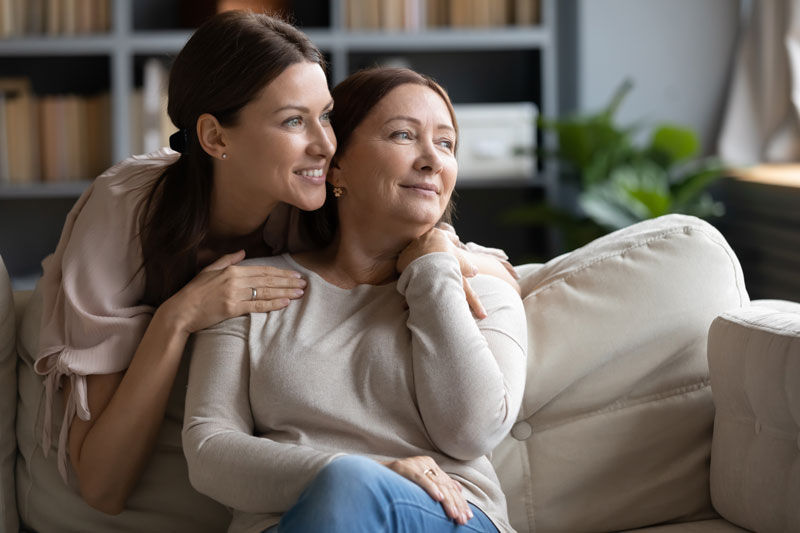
754;420;762;435
511;421;532;441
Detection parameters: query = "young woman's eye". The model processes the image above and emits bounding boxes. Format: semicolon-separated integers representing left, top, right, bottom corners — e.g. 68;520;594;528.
285;117;303;127
320;111;332;122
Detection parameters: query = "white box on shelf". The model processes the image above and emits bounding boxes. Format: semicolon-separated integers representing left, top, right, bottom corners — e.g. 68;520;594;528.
453;102;537;181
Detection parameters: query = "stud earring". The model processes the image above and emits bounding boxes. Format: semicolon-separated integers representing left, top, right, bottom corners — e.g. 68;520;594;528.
221;153;228;159
333;186;343;198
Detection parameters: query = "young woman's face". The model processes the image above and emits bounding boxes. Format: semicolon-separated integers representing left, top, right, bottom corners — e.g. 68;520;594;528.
333;83;457;234
223;61;336;211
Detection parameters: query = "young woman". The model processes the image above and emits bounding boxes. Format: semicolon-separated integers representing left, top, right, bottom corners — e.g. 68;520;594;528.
34;11;333;515
183;67;527;533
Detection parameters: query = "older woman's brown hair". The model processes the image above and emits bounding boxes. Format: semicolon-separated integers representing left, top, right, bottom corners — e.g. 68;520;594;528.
303;67;459;246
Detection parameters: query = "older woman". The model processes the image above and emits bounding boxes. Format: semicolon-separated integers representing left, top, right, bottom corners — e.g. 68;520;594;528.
183;67;527;533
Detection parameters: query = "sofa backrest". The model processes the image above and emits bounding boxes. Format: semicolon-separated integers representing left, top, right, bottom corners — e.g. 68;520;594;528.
0;256;19;533
492;214;749;532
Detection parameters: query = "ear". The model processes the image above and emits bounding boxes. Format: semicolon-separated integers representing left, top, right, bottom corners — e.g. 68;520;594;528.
327;163;345;188
196;113;227;159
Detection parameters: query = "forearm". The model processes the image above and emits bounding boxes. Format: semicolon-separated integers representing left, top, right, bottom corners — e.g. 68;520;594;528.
398;253;527;459
68;307;188;514
184;428;343;513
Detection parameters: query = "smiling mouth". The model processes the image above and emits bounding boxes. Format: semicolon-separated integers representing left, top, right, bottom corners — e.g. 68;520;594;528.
294;169;325;178
400;183;440;194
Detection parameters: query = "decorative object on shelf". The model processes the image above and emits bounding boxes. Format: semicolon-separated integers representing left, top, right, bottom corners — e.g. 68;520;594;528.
506;80;725;252
454;102;537;181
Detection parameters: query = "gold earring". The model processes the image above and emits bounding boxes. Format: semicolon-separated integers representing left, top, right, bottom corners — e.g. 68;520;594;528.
333;186;343;198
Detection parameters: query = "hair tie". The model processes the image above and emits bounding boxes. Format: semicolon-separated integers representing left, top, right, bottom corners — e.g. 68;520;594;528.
169;129;190;153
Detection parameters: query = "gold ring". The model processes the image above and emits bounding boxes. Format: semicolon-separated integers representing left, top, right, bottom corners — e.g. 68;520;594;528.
423;468;436;477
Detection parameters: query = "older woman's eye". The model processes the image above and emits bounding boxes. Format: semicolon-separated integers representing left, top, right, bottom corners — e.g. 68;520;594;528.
285;117;303;127
391;131;412;140
438;139;454;150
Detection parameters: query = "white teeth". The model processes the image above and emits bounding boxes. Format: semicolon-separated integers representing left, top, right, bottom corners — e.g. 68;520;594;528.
297;169;323;177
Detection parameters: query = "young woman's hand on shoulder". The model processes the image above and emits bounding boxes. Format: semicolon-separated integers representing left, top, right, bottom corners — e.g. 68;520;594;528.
160;250;307;335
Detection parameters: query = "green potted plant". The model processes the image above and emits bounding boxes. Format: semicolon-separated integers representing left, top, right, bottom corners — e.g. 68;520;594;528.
507;80;725;252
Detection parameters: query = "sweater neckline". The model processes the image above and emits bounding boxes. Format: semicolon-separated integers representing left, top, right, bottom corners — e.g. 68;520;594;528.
281;253;398;296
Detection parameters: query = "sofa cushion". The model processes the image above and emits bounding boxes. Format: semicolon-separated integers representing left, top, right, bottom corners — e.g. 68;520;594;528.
15;284;231;532
708;300;800;532
0;257;19;533
493;215;749;532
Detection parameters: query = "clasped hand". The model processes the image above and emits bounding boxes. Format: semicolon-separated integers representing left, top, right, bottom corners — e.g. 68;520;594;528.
396;227;487;319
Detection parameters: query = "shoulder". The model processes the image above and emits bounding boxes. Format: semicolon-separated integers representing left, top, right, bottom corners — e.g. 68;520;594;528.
93;148;180;203
238;254;294;271
470;274;525;315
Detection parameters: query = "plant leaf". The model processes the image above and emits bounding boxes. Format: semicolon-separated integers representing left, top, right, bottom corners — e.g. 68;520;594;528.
647;125;698;166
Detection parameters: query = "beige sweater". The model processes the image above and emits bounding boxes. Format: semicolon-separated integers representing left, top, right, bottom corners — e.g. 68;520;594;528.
183;252;528;533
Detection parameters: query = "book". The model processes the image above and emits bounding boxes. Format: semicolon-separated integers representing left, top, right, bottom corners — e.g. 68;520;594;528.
0;91;8;183
514;0;539;26
142;58;169;153
1;77;38;183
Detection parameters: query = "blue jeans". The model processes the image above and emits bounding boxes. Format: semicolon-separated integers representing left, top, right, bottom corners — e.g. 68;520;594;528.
265;455;499;533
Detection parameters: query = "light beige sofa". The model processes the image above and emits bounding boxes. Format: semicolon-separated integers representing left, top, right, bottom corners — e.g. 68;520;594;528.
1;214;798;533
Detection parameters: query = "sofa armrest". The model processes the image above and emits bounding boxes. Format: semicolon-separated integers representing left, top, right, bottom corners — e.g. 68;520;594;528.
708;300;800;533
0;257;19;533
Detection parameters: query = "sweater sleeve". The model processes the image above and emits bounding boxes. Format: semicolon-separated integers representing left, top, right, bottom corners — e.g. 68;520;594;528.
182;315;346;514
396;252;527;461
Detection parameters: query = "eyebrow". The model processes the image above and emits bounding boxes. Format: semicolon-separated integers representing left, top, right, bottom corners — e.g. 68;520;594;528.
385;115;455;132
273;100;334;114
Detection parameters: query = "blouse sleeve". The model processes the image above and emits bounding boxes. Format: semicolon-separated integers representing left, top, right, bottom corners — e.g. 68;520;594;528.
33;151;173;482
396;252;528;461
183;316;346;513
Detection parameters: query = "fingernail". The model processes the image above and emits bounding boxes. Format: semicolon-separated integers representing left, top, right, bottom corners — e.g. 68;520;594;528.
436;491;444;501
291;271;302;278
468;510;474;519
280;298;290;306
472;266;478;276
293;289;304;297
298;279;307;287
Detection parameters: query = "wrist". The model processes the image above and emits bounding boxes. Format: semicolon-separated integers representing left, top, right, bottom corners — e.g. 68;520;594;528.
153;298;192;339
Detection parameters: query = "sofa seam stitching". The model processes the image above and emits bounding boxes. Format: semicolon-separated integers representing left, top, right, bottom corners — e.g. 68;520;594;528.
523;379;712;433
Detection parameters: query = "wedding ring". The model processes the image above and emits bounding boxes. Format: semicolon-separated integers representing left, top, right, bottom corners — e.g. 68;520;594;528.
423;468;436;477
251;287;257;301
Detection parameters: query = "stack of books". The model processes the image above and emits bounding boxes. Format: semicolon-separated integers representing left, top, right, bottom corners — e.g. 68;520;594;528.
0;0;111;37
0;77;110;184
346;0;539;30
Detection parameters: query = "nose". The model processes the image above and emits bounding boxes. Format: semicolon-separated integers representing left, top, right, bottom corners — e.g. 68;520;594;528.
413;139;443;174
307;120;336;160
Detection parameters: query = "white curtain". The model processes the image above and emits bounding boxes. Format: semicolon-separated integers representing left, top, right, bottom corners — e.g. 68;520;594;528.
718;0;800;165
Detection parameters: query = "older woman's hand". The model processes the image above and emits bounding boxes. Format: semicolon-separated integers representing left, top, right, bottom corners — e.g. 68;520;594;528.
397;228;487;318
379;456;474;526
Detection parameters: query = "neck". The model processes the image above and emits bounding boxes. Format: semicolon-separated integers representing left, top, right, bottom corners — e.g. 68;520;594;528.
208;163;278;239
311;215;425;288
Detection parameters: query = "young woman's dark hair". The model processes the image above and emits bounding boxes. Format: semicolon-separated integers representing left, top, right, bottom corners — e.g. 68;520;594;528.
138;11;325;305
302;67;459;247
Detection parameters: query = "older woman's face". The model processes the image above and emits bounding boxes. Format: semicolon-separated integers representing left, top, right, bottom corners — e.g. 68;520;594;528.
333;83;457;232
